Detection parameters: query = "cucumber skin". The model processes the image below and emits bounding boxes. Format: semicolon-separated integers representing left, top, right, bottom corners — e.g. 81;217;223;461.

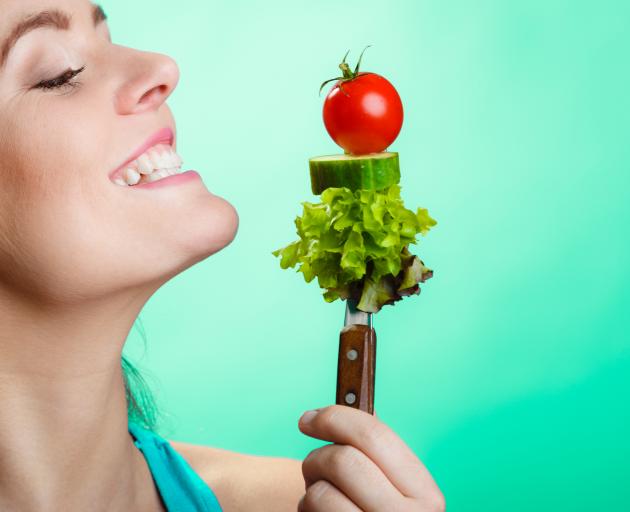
309;153;401;195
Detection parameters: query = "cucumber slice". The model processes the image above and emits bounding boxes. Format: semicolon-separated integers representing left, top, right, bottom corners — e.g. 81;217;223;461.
309;152;400;195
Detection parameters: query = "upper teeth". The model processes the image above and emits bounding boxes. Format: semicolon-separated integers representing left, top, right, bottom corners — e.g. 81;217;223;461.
112;144;183;186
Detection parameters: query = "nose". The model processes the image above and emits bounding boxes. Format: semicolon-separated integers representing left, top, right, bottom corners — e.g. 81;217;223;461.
114;50;180;115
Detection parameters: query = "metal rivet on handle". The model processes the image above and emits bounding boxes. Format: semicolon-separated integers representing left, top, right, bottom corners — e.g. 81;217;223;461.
346;349;358;360
345;392;356;405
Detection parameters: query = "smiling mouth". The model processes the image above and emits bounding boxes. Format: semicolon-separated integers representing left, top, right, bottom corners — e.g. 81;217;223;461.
110;143;186;186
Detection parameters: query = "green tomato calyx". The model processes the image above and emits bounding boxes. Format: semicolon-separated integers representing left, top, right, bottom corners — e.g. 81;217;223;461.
319;45;373;97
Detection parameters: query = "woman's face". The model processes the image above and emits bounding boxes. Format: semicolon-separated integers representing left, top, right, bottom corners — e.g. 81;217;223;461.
0;0;239;304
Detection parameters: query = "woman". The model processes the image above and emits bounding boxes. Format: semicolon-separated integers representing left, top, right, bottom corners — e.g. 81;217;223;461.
0;0;445;510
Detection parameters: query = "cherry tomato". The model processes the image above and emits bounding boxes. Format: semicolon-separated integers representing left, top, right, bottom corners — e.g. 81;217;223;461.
322;71;403;155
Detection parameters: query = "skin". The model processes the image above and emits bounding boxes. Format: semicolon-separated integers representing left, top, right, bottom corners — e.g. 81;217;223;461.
296;405;445;512
0;1;445;510
0;0;238;510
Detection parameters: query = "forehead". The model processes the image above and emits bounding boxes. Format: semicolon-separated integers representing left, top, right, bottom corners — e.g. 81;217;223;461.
0;0;106;70
0;0;92;30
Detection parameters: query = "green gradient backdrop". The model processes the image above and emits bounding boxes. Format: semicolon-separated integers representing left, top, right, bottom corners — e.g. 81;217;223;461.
108;1;630;510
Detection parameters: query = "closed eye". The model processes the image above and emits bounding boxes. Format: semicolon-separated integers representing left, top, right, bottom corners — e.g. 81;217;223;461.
34;66;86;91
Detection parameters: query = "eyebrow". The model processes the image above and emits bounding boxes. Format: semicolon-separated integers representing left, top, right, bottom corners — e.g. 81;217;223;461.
0;3;107;69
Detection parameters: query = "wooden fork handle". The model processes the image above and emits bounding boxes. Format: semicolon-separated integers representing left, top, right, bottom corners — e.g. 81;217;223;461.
335;324;376;415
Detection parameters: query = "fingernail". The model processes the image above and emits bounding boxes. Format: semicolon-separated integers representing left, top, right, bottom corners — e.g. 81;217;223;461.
300;409;319;425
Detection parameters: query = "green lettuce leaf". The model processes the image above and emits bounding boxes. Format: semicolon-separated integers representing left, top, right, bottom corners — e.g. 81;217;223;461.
272;184;436;313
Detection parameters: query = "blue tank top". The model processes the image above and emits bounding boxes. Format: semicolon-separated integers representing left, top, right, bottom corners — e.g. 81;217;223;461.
128;421;223;512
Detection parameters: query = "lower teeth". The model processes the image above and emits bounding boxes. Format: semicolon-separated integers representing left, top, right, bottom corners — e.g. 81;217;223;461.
118;168;182;186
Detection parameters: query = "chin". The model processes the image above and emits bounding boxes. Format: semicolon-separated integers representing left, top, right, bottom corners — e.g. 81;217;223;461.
180;194;240;262
130;192;240;289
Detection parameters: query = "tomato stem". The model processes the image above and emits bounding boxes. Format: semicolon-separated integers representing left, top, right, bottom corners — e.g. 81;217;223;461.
339;48;354;79
339;62;354;80
319;45;374;96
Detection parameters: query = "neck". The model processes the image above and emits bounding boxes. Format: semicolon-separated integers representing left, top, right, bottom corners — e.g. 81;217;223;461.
0;287;163;511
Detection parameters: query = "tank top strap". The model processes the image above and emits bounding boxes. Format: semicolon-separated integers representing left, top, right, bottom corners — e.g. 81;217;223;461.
128;421;223;512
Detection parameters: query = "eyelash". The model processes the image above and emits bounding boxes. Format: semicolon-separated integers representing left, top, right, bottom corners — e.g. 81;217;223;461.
34;66;86;91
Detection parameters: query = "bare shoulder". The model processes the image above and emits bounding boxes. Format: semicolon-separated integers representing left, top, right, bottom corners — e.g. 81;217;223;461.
168;439;304;512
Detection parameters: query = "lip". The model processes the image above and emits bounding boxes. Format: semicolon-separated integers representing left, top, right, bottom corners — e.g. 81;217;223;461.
132;170;201;189
109;126;175;181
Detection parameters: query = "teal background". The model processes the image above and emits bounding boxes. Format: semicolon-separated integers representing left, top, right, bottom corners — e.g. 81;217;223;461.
109;1;630;510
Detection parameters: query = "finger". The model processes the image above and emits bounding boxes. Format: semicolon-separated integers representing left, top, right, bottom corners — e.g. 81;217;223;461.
298;480;362;512
302;443;411;512
299;405;440;500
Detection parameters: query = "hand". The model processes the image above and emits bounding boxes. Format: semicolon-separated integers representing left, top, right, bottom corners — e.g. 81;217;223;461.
297;405;445;512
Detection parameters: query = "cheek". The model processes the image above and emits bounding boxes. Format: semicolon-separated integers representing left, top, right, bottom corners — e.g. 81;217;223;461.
0;133;128;300
0;177;240;303
0;102;127;294
2;96;103;202
0;183;118;301
0;97;240;302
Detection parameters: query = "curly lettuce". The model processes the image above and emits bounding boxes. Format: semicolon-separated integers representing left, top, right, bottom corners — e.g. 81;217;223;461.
272;184;436;313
